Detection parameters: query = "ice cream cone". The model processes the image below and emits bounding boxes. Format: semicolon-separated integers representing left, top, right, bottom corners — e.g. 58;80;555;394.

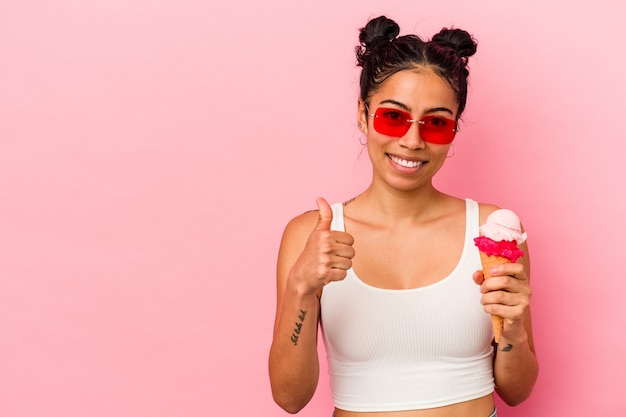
478;252;510;343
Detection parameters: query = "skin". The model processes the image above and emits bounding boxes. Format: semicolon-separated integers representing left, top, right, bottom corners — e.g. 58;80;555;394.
269;68;538;416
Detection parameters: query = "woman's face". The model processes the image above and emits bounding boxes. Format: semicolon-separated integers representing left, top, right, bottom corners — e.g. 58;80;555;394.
357;68;459;193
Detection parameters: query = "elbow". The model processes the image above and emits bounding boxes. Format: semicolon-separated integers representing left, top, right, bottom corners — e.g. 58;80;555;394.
276;403;305;415
268;350;319;413
270;374;315;414
271;390;310;414
496;387;532;407
270;374;317;414
496;375;538;406
496;357;539;406
502;395;530;407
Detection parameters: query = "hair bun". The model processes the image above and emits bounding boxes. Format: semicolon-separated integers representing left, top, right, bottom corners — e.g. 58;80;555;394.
359;15;400;49
431;28;477;59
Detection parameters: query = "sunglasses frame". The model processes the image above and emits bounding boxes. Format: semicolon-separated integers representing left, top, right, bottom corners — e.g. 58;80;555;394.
365;105;460;145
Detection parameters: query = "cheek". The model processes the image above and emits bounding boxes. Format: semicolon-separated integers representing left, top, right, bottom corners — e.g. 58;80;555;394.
366;135;391;156
365;137;387;162
428;146;452;167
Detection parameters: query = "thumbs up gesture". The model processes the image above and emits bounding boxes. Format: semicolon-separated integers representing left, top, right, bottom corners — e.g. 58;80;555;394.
314;197;334;232
289;198;356;295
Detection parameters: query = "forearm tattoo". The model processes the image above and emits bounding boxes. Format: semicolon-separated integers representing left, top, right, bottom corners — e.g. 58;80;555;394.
498;343;513;352
290;310;307;345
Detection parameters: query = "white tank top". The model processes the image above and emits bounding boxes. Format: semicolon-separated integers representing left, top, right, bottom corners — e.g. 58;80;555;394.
320;198;494;412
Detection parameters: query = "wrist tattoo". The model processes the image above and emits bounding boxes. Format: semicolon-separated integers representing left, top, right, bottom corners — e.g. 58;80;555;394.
498;343;513;352
290;310;307;345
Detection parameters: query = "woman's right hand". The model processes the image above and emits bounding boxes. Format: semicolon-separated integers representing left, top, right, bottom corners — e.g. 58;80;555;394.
270;197;353;412
288;197;355;296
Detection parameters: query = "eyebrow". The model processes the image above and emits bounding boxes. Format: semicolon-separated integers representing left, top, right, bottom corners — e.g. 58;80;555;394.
379;99;411;110
379;99;454;116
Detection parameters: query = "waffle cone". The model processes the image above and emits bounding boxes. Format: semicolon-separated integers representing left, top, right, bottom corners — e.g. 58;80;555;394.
478;252;510;343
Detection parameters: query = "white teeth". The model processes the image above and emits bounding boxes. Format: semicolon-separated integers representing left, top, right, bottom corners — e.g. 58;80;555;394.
389;155;422;168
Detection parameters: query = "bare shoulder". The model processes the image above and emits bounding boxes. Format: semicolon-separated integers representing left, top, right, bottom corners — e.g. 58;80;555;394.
277;209;320;276
281;210;319;245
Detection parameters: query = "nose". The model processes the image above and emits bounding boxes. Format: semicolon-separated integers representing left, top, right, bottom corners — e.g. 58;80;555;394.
398;122;425;150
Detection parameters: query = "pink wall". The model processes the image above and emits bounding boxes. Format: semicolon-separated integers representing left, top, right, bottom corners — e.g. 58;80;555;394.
1;0;625;415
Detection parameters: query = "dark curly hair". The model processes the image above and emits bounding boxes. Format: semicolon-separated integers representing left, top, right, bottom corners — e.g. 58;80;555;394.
356;16;477;118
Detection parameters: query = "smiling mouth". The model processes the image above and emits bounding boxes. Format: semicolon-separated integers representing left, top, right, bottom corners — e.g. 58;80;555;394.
387;154;424;168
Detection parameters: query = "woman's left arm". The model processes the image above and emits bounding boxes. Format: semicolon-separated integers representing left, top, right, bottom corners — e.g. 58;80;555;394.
474;239;539;405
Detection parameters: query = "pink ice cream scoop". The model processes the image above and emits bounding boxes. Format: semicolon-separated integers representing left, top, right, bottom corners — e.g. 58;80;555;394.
474;209;527;262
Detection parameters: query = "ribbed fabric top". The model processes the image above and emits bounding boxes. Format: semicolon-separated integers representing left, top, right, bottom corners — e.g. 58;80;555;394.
320;199;494;412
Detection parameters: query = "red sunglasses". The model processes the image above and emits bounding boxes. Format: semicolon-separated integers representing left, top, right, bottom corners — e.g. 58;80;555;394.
368;106;459;144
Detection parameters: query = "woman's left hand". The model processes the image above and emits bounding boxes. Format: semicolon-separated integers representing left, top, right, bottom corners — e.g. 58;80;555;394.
473;262;532;339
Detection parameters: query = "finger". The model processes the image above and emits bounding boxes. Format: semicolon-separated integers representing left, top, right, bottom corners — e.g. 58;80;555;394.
483;297;529;321
472;270;485;286
482;289;517;307
330;256;353;270
315;197;333;231
332;244;356;260
331;231;355;246
489;263;526;281
481;275;527;294
326;268;349;282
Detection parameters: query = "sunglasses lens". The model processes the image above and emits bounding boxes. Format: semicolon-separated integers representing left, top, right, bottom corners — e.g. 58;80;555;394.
371;108;458;144
373;108;411;137
419;116;457;144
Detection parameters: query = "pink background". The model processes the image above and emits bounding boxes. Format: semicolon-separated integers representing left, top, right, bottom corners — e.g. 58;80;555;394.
1;0;625;415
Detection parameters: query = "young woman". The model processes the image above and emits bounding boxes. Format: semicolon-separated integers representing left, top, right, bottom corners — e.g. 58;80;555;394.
269;15;538;417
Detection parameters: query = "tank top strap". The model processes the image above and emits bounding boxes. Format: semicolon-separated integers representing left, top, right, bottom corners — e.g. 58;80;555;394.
464;198;480;240
330;203;345;232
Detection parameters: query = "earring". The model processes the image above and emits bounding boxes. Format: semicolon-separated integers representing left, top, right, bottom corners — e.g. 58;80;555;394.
357;122;367;145
446;143;456;158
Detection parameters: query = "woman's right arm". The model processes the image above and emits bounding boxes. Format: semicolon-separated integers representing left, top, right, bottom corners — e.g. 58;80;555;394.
269;198;354;413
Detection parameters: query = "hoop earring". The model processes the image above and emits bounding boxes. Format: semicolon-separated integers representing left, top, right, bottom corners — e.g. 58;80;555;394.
359;135;368;146
446;143;456;158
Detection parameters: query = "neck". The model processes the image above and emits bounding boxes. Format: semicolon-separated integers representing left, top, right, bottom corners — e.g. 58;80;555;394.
356;182;447;222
